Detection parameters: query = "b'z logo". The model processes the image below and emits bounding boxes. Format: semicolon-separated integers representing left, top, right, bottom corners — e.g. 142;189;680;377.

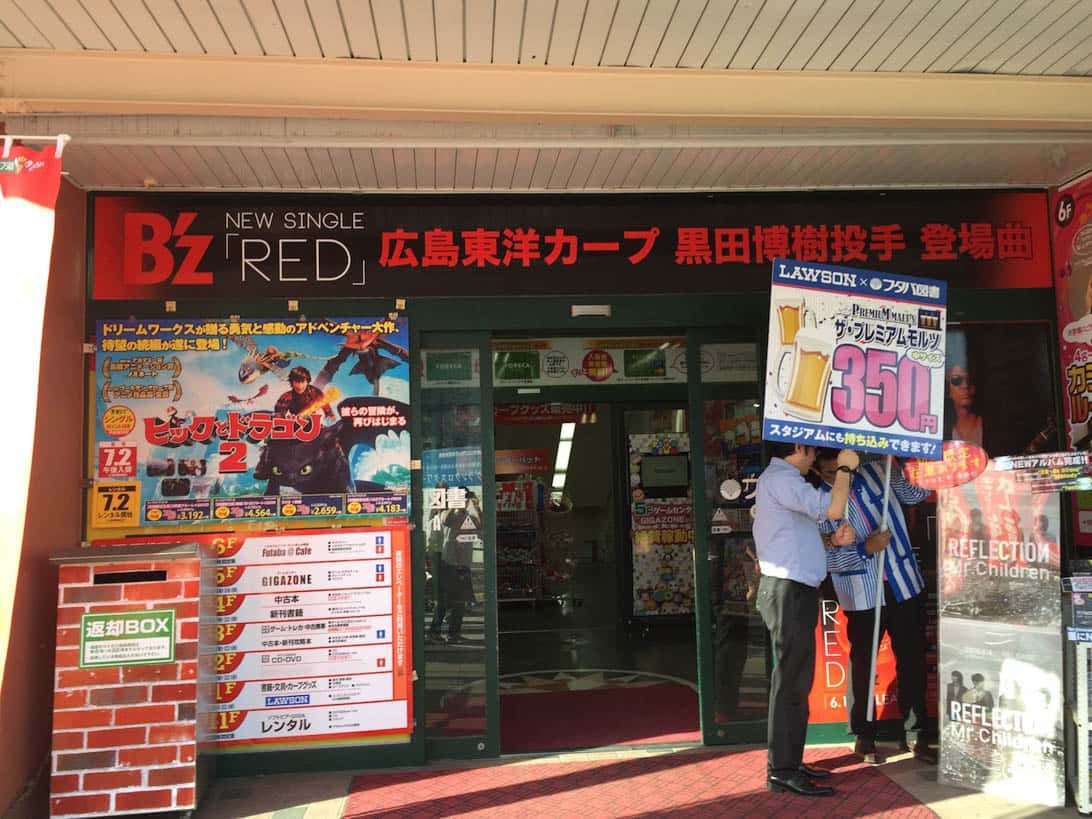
123;212;213;285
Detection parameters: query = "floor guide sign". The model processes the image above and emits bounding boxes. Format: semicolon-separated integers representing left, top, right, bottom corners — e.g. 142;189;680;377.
200;526;412;750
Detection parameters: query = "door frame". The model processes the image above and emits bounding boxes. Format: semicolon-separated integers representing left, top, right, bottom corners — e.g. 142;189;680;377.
686;326;769;746
416;330;499;760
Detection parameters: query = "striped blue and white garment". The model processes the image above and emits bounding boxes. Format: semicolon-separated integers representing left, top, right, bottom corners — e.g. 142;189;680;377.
821;459;930;612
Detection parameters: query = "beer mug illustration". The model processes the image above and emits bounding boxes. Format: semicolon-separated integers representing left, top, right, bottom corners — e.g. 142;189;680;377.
781;329;834;421
774;297;816;393
776;297;814;347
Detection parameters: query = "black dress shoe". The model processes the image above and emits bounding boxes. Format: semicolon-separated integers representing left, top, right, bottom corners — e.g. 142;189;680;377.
799;763;832;779
767;774;835;797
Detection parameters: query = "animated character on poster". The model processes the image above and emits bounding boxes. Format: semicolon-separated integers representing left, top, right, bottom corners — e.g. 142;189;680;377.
94;317;411;527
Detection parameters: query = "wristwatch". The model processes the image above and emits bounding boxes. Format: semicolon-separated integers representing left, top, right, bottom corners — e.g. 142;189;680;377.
836;465;856;475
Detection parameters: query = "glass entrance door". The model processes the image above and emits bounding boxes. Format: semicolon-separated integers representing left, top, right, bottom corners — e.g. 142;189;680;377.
417;333;497;757
687;333;768;744
495;398;700;753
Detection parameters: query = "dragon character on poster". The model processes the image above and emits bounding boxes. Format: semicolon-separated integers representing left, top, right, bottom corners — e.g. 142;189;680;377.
92;317;410;528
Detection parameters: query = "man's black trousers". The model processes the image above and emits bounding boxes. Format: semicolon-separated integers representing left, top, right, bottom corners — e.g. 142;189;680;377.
844;584;934;746
756;574;818;778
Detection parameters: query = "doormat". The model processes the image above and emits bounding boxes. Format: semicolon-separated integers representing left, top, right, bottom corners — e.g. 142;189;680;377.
343;745;937;818
499;669;700;752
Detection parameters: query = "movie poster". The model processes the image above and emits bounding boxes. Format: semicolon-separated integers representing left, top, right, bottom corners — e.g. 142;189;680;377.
91;317;410;529
937;466;1063;806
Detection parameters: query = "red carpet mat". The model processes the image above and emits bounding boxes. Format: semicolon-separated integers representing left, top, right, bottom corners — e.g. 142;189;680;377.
500;683;700;752
343;746;937;818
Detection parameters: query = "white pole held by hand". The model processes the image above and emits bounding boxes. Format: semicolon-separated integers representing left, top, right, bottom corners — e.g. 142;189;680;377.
866;455;894;724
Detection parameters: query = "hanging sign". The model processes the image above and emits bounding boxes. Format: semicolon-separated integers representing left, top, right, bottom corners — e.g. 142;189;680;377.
762;258;947;459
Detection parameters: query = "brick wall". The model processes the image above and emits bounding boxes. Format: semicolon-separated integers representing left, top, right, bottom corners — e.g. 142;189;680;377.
49;558;199;818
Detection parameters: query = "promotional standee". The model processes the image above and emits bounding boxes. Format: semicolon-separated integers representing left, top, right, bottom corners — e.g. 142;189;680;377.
91;317;409;530
937;466;1063;806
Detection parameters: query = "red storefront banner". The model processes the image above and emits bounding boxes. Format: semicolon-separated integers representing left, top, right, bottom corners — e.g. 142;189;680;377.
1053;171;1092;546
90;191;1051;300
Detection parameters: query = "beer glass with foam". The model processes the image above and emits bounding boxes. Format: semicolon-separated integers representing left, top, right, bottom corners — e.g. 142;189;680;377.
783;329;834;422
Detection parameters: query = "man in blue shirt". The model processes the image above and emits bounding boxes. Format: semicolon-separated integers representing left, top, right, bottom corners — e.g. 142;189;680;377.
814;448;936;766
753;441;857;797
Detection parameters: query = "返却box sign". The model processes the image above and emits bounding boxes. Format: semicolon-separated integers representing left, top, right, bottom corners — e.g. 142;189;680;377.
80;609;176;668
762;258;947;459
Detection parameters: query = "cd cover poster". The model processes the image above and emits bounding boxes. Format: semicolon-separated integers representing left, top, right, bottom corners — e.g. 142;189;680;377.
937;467;1063;805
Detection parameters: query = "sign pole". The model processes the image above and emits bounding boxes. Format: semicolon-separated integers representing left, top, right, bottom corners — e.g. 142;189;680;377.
866;454;894;724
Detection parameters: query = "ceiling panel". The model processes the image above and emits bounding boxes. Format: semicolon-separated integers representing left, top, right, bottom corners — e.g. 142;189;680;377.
176;0;236;55
547;148;581;188
573;0;617;66
14;0;81;49
0;1;49;48
371;1;409;61
600;0;645;67
403;0;437;62
392;147;417;188
464;0;495;64
47;0;113;50
731;0;802;71
145;0;205;53
530;148;560;188
492;0;524;64
625;0;677;67
704;1;768;70
898;0;995;73
1001;4;1092;74
211;0;265;55
548;0;586;65
28;137;1092;192
433;147;454;188
473;148;499;188
453;148;477;188
275;0;323;58
520;0;555;65
651;0;707;67
2;0;1090;78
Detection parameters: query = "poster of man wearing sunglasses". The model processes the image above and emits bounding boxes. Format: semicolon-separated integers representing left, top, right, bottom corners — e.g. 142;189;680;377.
943;327;1057;459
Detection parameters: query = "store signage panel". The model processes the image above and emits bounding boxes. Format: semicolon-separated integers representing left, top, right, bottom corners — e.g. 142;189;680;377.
198;526;412;751
91;191;1050;300
762;259;947;459
91;316;410;530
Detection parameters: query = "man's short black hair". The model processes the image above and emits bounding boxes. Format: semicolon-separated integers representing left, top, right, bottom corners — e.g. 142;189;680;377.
767;441;797;459
971;673;985;684
289;366;312;383
815;447;840;465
